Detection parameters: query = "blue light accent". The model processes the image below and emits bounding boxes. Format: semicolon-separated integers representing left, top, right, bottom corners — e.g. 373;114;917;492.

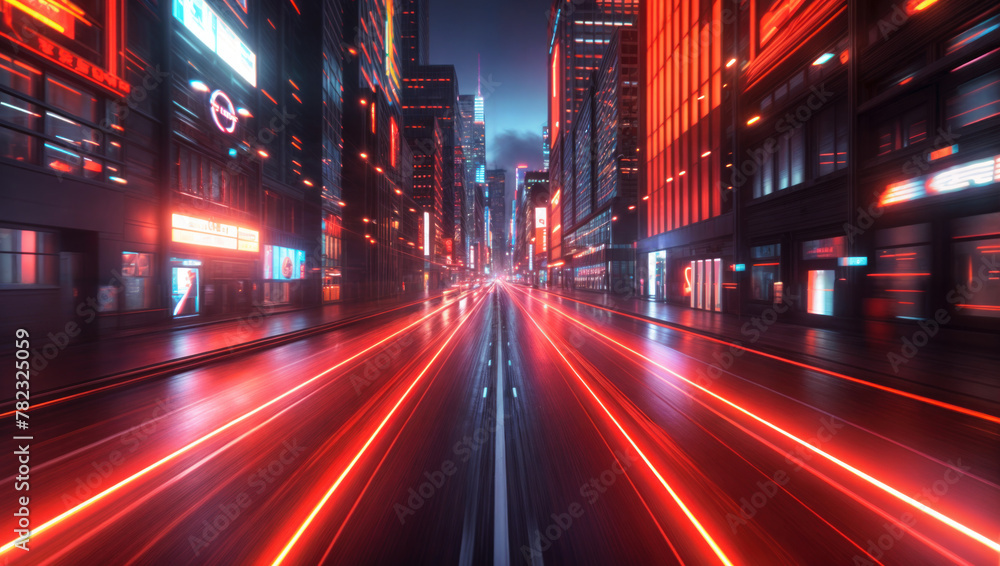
733;263;746;272
838;256;868;267
228;148;238;158
548;7;562;55
813;53;835;65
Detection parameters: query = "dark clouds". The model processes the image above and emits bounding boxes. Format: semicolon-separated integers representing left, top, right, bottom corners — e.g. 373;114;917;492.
489;129;544;175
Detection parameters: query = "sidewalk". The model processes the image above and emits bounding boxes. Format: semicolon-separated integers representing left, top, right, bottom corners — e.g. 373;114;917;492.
10;289;458;397
528;286;1000;406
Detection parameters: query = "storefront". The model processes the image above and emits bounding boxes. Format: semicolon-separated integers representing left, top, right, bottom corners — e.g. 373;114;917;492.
168;213;259;318
262;244;306;305
800;236;845;317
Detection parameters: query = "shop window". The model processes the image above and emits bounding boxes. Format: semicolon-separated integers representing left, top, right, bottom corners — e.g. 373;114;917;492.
953;238;1000;318
0;228;58;286
752;263;780;302
876;106;929;156
815;101;848;177
946;70;1000;130
0;54;37;96
121;252;155;310
871;245;931;320
0;92;39;131
807;270;835;315
0;126;33;163
46;78;97;123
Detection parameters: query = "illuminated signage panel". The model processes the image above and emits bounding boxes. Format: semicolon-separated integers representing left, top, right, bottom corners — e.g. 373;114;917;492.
534;207;548;253
423;211;430;256
173;0;257;86
263;246;306;280
171;213;259;252
881;155;1000;205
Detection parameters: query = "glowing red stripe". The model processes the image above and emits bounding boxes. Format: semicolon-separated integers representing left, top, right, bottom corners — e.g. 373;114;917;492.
524;287;1000;554
0;291;473;556
271;293;485;564
522;287;1000;425
505;282;735;566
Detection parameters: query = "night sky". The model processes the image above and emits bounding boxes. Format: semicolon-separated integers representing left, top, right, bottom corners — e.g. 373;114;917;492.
429;0;550;188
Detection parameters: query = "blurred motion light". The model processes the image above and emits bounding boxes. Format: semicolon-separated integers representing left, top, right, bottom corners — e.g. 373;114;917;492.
190;80;210;92
726;57;736;67
747;116;761;125
812;53;835;65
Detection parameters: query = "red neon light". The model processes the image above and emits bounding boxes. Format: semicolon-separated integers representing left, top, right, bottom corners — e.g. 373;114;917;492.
867;273;931;277
683;266;693;295
1;32;129;96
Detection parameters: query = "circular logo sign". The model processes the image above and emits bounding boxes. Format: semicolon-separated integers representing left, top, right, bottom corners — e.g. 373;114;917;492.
209;90;237;133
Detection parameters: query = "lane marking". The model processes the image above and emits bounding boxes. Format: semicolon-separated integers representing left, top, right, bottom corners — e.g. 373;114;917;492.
494;295;510;566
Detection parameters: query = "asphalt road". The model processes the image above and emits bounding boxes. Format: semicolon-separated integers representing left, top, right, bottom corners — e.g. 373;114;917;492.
2;282;997;565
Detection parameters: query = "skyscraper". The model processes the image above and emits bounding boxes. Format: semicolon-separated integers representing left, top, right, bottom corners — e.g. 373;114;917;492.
542;126;551;171
402;65;460;268
487;169;507;273
341;0;415;300
400;0;430;74
547;0;638;288
638;0;733;311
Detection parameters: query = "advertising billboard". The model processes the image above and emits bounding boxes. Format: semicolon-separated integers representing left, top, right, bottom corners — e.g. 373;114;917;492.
171;263;200;317
264;246;306;280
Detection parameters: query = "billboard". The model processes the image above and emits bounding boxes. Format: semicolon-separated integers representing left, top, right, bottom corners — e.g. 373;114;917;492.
264;245;306;280
535;207;548;253
171;265;200;316
173;0;257;86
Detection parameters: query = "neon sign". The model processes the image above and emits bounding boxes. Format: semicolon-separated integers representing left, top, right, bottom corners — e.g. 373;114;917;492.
173;0;257;87
881;155;1000;205
0;20;132;96
535;207;548;253
209;90;237;133
171;213;259;252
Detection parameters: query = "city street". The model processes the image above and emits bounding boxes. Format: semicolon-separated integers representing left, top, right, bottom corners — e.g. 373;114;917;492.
3;282;997;565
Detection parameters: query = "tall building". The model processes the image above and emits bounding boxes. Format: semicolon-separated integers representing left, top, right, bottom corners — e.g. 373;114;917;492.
547;0;638;291
542;126;551;171
406;116;447;289
402;64;460;270
458;94;479;270
0;0;161;342
729;0;1000;329
514;171;549;285
637;0;734;310
551;27;639;292
486;169;506;273
400;0;430;74
341;0;417;300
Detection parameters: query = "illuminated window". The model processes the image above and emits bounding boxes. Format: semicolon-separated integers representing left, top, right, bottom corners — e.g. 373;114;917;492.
875;106;928;156
946;70;1000;130
815;100;848;177
807;270;835;316
751;244;781;302
121;252;155;310
952;237;1000;318
0;228;58;286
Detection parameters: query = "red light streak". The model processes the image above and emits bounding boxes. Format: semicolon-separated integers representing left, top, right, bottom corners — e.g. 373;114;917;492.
0;290;476;556
261;89;278;105
271;294;486;565
504;283;735;566
512;286;1000;555
518;287;1000;426
867;273;931;277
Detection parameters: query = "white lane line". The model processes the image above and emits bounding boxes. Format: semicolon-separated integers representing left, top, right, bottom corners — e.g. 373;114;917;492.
494;305;510;566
